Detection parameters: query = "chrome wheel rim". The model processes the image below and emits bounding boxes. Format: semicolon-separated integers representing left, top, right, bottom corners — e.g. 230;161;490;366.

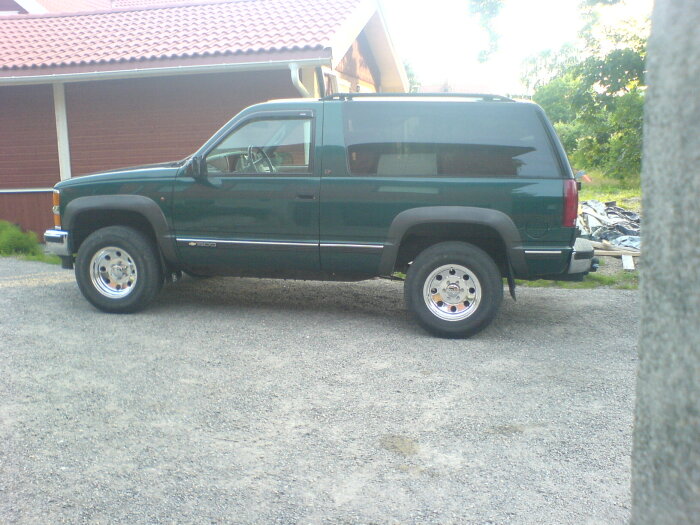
89;246;138;299
423;264;481;321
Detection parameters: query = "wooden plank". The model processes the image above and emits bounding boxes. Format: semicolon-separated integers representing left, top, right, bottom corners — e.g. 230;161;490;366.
622;254;636;270
594;250;642;257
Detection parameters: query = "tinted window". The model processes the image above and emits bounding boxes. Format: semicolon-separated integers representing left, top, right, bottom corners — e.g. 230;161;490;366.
206;118;312;175
343;102;561;178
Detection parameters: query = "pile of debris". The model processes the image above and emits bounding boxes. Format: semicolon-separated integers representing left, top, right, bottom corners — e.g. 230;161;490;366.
578;199;641;261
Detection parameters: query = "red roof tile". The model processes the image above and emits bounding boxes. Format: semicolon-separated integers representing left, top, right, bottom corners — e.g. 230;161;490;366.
112;1;217;7
33;0;112;13
0;0;372;71
33;1;221;12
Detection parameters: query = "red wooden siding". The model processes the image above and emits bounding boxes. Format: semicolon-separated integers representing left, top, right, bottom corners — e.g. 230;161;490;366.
0;70;300;235
66;70;299;176
0;84;60;188
0;192;53;235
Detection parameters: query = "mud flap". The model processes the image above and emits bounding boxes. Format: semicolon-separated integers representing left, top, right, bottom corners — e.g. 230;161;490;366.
506;260;516;301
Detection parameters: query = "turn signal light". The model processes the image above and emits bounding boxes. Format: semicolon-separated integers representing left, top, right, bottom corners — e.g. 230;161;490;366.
52;190;61;228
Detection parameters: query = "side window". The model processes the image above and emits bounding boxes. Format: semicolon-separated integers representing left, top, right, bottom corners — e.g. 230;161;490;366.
206;117;312;175
343;103;562;178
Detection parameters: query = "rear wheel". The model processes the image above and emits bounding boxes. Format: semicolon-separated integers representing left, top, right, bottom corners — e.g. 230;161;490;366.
75;226;163;313
404;241;503;338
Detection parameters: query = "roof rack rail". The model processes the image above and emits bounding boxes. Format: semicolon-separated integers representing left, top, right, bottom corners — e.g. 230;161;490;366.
321;92;515;102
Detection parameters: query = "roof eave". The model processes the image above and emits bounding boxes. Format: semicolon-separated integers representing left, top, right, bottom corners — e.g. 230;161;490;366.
363;10;408;92
327;1;408;93
0;55;333;86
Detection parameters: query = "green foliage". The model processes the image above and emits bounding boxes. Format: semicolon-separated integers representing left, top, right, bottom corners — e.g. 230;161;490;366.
0;221;42;256
0;221;60;264
578;173;642;211
521;44;580;91
531;49;645;182
516;270;638;290
577;48;645;102
525;1;648;184
533;74;583;123
553;121;584;154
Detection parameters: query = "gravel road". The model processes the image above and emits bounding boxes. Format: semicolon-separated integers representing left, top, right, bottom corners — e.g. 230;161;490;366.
0;257;639;524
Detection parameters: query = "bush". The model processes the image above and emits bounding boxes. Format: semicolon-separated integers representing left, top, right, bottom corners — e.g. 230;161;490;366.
531;45;645;185
553;121;583;154
0;221;42;256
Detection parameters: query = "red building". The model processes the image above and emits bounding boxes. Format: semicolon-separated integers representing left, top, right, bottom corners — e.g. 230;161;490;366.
0;0;407;234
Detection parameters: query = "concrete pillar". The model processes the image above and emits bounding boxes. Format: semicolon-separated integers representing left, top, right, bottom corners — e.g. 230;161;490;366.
631;1;700;523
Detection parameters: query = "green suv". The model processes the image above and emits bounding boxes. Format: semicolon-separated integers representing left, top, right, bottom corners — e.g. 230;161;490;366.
44;93;594;338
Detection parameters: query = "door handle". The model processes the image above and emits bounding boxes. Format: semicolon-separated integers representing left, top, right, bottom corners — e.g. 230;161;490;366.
297;194;316;200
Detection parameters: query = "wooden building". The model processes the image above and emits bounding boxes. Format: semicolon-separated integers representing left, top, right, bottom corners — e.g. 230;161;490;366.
0;0;407;234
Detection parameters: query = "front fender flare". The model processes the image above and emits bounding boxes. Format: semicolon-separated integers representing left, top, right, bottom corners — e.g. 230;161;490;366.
63;195;177;265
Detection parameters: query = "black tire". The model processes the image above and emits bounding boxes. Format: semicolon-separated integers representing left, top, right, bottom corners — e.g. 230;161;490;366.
75;226;163;313
404;241;503;338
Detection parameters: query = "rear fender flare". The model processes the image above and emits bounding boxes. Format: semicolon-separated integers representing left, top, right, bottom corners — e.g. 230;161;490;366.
378;206;526;275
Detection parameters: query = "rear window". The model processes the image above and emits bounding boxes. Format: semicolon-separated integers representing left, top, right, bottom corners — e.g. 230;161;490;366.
343;102;562;178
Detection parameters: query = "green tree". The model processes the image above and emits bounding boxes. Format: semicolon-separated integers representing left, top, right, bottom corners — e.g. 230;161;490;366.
532;73;582;123
527;2;647;182
521;44;580;91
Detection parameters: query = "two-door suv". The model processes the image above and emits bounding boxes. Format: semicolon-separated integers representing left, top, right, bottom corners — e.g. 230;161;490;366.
44;93;594;338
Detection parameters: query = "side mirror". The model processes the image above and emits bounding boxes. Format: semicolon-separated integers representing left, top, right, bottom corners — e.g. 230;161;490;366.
190;156;207;179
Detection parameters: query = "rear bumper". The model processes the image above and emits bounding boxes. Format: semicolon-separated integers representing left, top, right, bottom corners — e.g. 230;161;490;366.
517;238;596;281
568;237;595;274
44;229;71;257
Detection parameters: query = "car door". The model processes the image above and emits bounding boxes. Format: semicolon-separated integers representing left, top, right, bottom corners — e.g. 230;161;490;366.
172;109;320;276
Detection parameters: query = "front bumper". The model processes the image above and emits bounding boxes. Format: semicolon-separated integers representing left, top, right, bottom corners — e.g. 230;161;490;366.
44;229;71;257
568;237;595;274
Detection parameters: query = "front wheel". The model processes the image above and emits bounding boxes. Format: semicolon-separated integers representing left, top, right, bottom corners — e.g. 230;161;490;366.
75;226;163;313
404;242;503;338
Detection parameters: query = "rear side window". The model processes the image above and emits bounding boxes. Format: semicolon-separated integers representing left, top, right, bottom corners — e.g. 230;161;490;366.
343;102;562;178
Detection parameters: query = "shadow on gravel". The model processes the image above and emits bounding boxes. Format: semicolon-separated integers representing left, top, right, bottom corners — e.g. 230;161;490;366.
35;265;636;343
148;276;432;336
145;275;620;341
154;276;407;316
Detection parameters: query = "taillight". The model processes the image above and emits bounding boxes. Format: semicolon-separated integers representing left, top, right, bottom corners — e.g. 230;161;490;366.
563;179;578;227
52;189;61;229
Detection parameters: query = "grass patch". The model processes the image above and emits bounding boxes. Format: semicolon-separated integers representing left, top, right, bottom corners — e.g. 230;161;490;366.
579;172;642;212
14;253;61;265
0;220;61;264
516;269;638;290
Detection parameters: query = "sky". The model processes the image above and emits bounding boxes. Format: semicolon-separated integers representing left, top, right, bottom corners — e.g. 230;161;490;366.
379;0;653;94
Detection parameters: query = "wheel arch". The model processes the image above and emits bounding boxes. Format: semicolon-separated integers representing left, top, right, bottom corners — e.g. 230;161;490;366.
378;206;526;276
63;195;177;265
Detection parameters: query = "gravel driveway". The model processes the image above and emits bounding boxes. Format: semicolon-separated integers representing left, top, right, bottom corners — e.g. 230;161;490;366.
0;257;639;524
